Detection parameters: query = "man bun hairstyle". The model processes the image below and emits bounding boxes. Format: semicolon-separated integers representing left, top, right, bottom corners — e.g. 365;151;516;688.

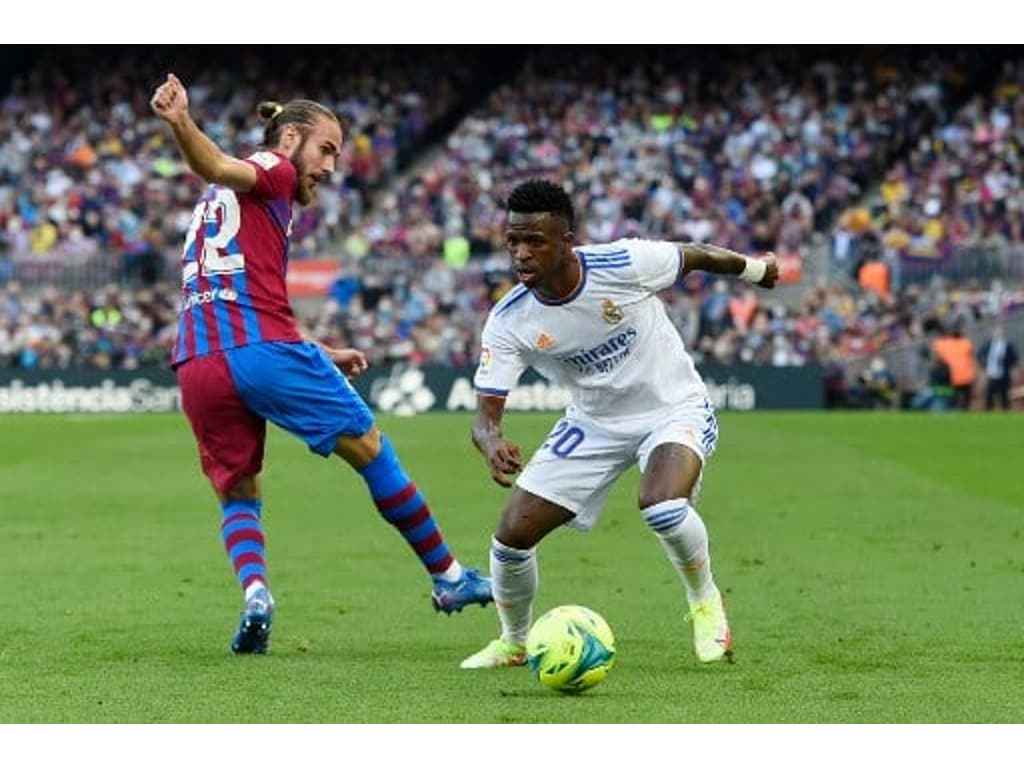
257;101;285;121
257;99;343;148
507;178;575;231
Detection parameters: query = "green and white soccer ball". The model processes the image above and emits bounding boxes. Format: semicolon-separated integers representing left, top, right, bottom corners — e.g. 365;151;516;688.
525;604;616;694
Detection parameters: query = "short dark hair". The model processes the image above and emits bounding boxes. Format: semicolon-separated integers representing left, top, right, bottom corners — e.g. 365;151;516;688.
257;99;344;148
507;179;575;231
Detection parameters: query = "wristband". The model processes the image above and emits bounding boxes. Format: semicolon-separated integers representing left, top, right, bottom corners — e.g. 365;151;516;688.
739;257;767;283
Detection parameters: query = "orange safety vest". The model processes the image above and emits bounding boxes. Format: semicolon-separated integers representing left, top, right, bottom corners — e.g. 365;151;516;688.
858;261;891;300
933;337;976;387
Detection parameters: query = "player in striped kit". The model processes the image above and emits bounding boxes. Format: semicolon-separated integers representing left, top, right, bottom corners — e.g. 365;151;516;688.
150;74;491;654
460;179;778;670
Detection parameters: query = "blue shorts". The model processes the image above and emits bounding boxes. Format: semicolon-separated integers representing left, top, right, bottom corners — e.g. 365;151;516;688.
224;341;374;456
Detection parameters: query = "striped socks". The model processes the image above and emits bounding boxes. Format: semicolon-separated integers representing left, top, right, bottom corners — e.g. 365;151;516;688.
220;498;268;592
358;435;459;580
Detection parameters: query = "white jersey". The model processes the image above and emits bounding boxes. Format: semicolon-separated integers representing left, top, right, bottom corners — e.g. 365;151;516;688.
474;238;708;424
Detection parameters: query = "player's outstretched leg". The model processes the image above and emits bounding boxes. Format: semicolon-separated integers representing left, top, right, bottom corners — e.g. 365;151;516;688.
221;498;275;653
642;498;733;662
357;434;492;614
460;537;535;669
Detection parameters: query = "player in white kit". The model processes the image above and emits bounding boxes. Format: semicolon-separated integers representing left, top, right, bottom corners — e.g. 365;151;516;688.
460;179;778;669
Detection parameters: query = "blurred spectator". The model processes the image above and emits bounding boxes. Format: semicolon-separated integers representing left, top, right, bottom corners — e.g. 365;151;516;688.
848;355;898;409
932;319;977;410
910;345;954;412
822;351;849;409
856;247;892;302
977;322;1018;410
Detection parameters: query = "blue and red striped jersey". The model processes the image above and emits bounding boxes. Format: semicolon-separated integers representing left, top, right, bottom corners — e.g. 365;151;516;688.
172;150;303;366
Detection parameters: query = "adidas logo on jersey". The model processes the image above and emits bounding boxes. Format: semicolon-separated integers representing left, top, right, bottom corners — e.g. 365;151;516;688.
535;333;555;350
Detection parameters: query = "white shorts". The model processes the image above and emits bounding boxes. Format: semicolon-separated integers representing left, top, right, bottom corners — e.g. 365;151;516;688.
515;398;718;531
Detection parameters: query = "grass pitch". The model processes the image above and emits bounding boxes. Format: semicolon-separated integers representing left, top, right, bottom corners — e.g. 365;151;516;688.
0;411;1021;723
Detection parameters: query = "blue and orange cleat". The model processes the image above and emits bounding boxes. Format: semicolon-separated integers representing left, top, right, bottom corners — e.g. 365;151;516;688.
431;568;493;615
231;586;274;655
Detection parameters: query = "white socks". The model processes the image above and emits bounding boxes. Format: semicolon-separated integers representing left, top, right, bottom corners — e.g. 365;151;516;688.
489;536;538;646
244;580;268;601
641;498;718;604
437;561;465;583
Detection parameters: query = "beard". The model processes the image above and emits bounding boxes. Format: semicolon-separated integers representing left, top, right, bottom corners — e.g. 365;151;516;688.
290;136;315;206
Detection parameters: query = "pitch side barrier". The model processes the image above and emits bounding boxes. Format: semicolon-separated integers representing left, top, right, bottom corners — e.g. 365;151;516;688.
0;364;824;414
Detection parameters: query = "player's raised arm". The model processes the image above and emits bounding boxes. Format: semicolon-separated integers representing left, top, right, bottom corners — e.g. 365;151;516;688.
472;394;522;488
150;73;257;193
679;242;779;289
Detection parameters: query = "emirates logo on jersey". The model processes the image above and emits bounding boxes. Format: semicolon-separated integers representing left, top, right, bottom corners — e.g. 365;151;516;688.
535;333;556;350
559;327;638;376
601;298;623;325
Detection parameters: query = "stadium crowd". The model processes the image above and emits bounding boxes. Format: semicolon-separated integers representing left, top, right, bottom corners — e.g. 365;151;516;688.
833;57;1024;281
0;46;485;282
4;268;1020;394
357;47;967;263
2;46;1023;407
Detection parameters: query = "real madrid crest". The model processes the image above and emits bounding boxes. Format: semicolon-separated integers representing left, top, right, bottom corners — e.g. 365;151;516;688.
601;298;623;325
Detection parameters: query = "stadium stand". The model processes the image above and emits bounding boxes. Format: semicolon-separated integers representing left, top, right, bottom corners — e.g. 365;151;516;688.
2;46;1022;408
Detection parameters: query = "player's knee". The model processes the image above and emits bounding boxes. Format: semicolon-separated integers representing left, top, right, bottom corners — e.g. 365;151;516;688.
495;507;540;549
494;524;538;551
638;489;689;510
222;475;260;501
639;468;701;509
334;425;382;467
496;494;572;549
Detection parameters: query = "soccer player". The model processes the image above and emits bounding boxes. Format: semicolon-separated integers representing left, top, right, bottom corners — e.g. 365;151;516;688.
149;74;491;654
459;179;778;670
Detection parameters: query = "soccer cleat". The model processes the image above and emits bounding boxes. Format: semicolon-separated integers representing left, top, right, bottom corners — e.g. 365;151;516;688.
685;589;734;663
431;568;493;615
459;638;527;669
231;586;274;655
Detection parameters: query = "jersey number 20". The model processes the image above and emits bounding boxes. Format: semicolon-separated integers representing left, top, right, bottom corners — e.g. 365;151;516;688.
542;420;585;458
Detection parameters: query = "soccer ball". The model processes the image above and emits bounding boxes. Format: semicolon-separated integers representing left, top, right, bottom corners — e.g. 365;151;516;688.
525;604;616;694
